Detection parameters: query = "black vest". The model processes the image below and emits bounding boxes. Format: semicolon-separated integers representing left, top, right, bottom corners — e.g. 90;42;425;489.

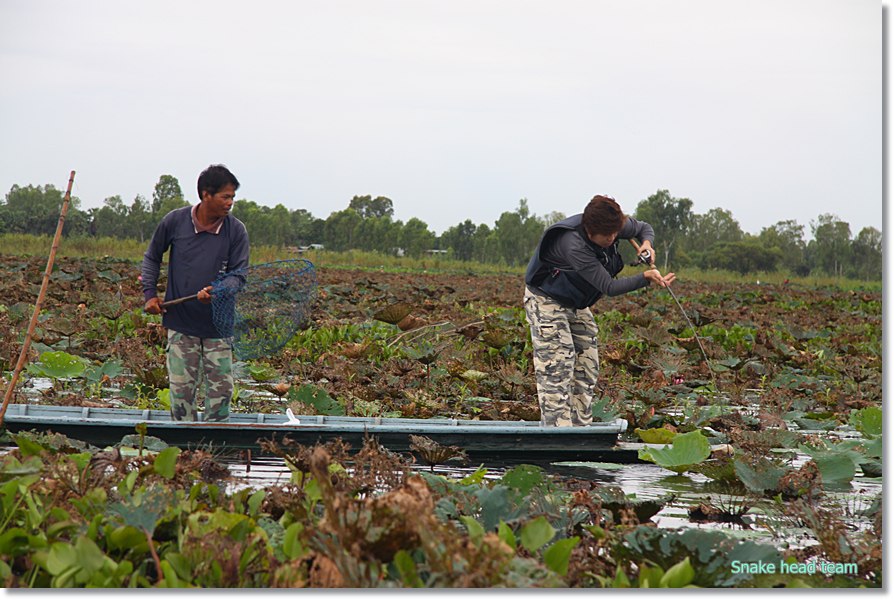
524;214;624;309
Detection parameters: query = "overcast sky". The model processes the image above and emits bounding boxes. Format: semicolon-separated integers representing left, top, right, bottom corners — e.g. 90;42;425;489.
0;0;881;239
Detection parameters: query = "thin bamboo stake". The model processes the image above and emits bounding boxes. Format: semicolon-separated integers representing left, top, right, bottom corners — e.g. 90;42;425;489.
0;170;76;426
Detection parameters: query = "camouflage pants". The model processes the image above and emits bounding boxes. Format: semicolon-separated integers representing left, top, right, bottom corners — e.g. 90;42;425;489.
166;330;233;422
524;287;599;427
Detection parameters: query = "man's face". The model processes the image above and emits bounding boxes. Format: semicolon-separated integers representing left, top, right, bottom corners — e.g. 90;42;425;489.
589;230;619;248
200;184;236;219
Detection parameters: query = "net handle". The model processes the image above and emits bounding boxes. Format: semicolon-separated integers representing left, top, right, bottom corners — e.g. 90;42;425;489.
160;293;198;308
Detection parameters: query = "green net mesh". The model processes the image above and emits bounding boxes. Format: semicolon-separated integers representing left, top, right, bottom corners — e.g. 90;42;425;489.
211;259;317;360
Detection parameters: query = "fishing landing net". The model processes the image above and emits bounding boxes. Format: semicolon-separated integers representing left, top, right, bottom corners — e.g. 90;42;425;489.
210;259;317;360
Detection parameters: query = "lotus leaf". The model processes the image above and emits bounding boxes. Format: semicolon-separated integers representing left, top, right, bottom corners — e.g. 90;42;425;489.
637;430;711;474
497;521;517;550
501;464;545;496
619;526;783;587
460;369;488;382
733;457;786;493
859;461;882;478
591;397;621;422
849;406;882;438
691;458;738;482
635;427;677;444
117;434;169;453
798;446;860;486
862;437;882;459
289;384;345;416
27;351;88;379
247;362;279;382
543;536;579;576
660;557;695;588
793;417;838;431
520;516;555;553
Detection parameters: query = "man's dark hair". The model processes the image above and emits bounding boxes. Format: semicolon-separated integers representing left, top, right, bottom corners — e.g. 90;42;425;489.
582;195;626;236
197;164;240;199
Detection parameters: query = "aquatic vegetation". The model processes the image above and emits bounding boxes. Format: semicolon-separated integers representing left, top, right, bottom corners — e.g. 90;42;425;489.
637;430;712;474
0;255;881;588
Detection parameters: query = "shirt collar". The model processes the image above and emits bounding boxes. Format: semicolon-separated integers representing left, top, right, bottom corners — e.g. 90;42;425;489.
191;203;225;234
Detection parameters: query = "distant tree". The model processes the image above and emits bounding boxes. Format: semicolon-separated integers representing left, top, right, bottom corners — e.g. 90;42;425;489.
290;209;321;245
471;223;494;263
759;219;808;275
492;199;545;266
154;196;190;218
702;237;783;274
129;195;152;242
267;204;293;246
849;226;882;280
357;216;400;253
400;217;435;258
809;214;852;277
0;184;85;236
634;189;694;270
441;219;478;261
152;174;184;214
92;195;129;238
232;199;264;241
687;208;743;254
349;195;394;219
543;211;566;227
323;208;362;251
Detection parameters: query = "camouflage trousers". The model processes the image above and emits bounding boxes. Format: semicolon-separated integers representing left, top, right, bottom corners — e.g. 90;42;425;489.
166;330;233;422
523;287;599;427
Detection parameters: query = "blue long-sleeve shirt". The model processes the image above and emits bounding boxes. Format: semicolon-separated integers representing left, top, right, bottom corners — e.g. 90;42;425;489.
141;205;250;338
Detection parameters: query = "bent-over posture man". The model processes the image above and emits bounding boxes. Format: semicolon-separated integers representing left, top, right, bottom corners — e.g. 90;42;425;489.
524;195;674;426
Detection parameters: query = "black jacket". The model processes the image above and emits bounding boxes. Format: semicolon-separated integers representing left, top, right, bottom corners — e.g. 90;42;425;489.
525;214;653;309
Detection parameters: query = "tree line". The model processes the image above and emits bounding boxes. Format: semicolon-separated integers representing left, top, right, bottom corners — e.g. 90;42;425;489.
1;177;881;280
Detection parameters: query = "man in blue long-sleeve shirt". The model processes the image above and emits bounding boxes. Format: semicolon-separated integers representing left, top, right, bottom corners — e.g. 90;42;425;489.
141;164;250;421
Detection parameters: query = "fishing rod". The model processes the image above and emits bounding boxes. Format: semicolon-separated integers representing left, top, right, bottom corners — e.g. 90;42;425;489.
627;239;719;392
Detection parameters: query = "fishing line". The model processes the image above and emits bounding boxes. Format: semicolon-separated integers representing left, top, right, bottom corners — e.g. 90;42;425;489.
627;239;719;394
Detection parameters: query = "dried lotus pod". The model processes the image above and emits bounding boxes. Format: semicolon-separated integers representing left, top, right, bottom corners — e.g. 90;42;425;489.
373;302;413;324
341;341;371;359
456;322;483;340
263;382;292;398
409;434;467;468
397;314;426;331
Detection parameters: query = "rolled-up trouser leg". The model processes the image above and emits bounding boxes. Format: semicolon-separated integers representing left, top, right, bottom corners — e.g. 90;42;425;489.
167;331;233;422
524;288;576;426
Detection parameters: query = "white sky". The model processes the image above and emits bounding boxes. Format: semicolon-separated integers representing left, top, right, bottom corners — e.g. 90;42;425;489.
0;0;882;238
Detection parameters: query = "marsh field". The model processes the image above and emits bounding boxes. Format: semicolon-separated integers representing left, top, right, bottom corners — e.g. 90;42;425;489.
0;249;882;588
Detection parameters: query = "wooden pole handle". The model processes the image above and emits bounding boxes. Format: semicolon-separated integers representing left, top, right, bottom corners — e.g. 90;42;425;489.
160;293;199;308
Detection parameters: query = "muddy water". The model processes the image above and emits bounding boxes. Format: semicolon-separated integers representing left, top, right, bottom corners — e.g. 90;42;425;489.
219;450;880;550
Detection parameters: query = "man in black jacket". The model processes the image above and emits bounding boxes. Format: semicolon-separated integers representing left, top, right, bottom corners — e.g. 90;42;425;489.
524;195;674;426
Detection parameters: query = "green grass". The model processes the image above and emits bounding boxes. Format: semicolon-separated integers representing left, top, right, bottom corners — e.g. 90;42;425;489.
0;233;879;290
